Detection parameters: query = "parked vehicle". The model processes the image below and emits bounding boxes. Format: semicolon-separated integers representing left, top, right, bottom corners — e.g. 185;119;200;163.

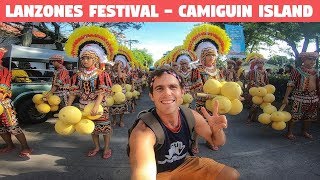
3;44;78;124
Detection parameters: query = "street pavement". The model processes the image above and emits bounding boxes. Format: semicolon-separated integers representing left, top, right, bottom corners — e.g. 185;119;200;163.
1;89;320;180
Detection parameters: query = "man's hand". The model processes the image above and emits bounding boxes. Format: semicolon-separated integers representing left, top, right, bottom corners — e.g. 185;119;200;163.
200;100;227;133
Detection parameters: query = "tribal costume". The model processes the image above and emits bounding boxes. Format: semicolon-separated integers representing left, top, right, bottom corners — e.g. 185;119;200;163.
70;67;113;134
0;64;23;135
287;66;319;122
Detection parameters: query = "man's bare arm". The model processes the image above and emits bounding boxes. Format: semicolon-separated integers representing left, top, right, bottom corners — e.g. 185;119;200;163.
129;121;157;180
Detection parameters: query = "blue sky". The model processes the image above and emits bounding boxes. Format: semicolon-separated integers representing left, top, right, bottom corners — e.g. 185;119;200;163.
124;22;198;61
123;22;317;64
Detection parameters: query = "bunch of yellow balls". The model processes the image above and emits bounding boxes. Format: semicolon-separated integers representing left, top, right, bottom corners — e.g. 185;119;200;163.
200;79;243;115
32;92;61;114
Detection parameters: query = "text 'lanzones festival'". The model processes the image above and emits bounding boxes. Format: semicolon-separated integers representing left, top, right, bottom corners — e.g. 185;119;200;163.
6;4;313;18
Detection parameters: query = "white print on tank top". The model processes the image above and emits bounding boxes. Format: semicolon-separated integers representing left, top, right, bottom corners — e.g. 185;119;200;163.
157;141;187;164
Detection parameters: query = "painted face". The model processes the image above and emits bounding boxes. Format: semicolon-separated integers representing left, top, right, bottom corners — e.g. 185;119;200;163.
204;53;217;67
171;62;180;71
180;60;189;70
149;73;184;115
80;52;97;69
303;58;315;68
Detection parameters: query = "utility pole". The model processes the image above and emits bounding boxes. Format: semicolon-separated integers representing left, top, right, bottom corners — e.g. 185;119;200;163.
125;39;139;49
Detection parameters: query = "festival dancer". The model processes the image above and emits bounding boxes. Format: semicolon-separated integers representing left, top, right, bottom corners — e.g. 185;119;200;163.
65;26;118;159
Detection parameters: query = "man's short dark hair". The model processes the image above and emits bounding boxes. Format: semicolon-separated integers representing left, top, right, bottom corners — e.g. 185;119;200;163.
148;67;185;94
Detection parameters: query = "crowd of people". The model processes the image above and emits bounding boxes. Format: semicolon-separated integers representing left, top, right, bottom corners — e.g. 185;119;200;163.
1;24;319;179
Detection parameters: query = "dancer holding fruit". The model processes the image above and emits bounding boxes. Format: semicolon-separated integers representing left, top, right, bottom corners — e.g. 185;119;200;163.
65;26;117;159
246;53;269;123
183;24;232;153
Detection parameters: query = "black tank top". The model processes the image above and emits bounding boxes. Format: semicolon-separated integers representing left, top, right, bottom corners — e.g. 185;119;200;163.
152;110;191;173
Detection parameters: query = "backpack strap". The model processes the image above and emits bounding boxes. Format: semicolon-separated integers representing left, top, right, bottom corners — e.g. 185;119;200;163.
179;105;195;141
139;110;165;150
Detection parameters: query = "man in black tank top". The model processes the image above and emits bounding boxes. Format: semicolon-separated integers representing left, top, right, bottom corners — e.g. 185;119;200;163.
129;67;240;180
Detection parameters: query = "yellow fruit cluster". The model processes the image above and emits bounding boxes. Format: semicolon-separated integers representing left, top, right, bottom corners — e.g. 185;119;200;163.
32;92;61;114
181;93;194;107
109;84;140;105
253;84;292;131
55;105;97;136
249;84;276;107
203;80;243;115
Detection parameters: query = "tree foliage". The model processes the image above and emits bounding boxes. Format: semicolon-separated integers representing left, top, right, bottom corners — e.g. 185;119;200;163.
1;22;144;50
132;48;153;67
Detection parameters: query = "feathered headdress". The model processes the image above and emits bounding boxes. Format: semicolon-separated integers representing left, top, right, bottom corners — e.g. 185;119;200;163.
113;45;135;69
168;45;197;64
245;53;264;63
183;23;232;60
245;53;265;70
65;26;118;64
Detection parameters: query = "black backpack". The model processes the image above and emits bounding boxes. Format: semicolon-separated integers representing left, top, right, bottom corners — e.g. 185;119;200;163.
127;105;196;157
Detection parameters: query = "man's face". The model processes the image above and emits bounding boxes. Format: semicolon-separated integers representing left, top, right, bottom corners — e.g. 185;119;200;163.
149;73;184;115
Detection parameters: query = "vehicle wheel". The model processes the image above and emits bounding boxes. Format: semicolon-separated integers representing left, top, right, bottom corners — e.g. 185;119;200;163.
16;99;51;124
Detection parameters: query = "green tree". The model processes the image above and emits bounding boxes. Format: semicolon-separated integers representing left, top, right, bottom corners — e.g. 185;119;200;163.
132;48;153;67
3;22;144;50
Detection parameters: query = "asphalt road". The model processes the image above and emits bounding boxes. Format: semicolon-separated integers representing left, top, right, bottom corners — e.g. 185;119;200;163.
1;89;320;180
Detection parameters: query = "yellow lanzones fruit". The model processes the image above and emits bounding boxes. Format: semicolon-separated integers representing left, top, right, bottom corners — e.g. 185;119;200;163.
83;103;104;120
252;96;263;105
105;97;114;107
125;84;132;92
270;111;285;122
282;111;292;122
221;82;242;100
55;120;75;135
58;106;82;125
132;90;139;99
260;102;271;109
113;92;126;104
263;105;277;114
48;95;61;106
228;99;243;115
264;84;276;94
249;87;258;96
271;121;286;131
0;104;4;115
32;94;45;104
263;94;275;103
220;80;227;87
203;79;222;95
50;105;59;112
125;92;133;100
258;113;271;124
75;119;95;135
111;84;123;93
206;96;232;114
36;103;51;114
183;93;194;104
256;87;267;97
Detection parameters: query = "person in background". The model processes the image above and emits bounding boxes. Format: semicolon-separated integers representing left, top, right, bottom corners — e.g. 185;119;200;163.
0;48;32;158
45;55;70;108
282;52;319;140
